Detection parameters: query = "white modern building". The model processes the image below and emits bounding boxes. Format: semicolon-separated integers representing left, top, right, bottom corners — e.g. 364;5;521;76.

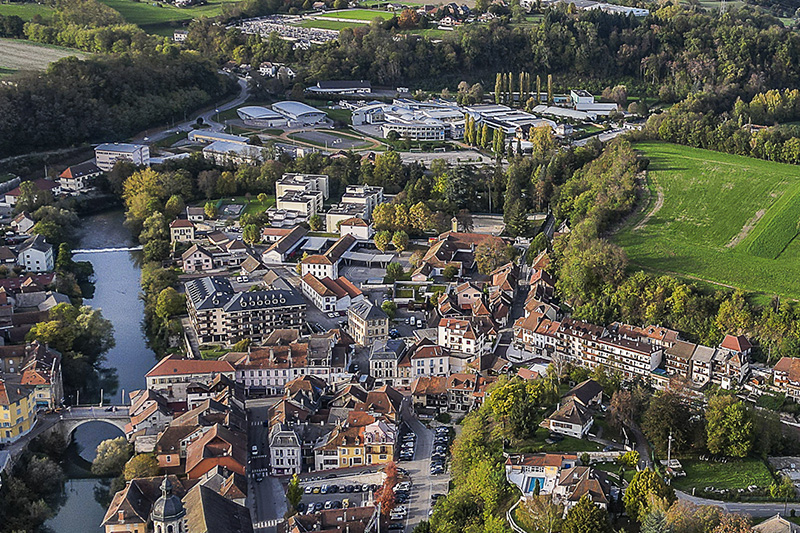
94;143;150;171
236;106;288;128
272;101;327;126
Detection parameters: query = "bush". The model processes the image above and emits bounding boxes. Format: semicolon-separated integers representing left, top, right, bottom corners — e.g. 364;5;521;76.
435;412;451;423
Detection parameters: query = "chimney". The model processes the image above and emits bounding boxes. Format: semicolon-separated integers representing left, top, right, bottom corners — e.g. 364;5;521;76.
269;348;275;364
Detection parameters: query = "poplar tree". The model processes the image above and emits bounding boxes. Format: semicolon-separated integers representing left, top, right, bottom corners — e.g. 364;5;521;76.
480;123;489;148
536;75;541;104
494;73;502;104
547;74;553;104
508;72;514;105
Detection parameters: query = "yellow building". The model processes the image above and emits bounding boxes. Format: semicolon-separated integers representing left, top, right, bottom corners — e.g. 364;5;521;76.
0;374;37;444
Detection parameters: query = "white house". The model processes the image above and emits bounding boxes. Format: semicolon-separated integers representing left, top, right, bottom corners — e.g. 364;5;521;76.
16;235;54;273
539;399;594;439
339;217;374;240
300;273;363;313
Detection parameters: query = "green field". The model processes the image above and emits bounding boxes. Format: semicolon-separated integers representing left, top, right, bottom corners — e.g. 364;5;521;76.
0;2;54;20
0;38;85;74
97;0;241;34
615;142;800;299
670;458;774;492
317;8;391;20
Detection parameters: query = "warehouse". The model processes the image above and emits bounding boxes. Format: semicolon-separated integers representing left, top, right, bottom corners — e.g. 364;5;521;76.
272;101;327;126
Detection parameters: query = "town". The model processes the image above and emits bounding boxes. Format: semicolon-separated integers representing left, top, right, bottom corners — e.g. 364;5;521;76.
2;0;800;532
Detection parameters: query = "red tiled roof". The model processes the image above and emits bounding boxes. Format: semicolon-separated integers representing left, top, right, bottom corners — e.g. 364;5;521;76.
170;219;194;228
721;334;752;352
146;355;234;378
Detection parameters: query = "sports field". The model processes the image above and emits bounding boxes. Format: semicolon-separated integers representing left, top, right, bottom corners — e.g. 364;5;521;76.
97;0;241;35
615;142;800;299
0;38;85;74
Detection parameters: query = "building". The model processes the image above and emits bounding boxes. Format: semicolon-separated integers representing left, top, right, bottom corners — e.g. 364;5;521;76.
569;90;618;115
274;173;330;221
185;423;246;479
553;465;612;512
773;357;800;401
272;101;327;126
505;453;579;496
563;380;603;407
753;514;800;533
287;506;380;533
340;185;384;219
0;373;36;444
300;234;356;280
11;212;34;234
102;476;190;533
3;178;59;208
307;80;372;95
268;423;302;476
262;226;308;264
16;234;54;272
339;217;373;240
539;399;594;439
170;219;196;243
438;317;492;357
95;143;150;171
412;231;507;280
236;106;288;128
411;342;450;377
19;341;63;409
202;141;265;166
188;131;249;145
59;161;101;193
369;339;408;387
145;356;235;404
185;276;307;345
300;273;363;312
313;414;397;470
348;300;389;346
465;104;558;138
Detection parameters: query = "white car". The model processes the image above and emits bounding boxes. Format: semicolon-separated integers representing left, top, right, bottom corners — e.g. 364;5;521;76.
391;506;408;517
251;445;258;455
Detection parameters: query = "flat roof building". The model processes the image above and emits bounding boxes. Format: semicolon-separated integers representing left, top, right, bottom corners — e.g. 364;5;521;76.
95;143;150;171
272;101;327;126
236;106;288;128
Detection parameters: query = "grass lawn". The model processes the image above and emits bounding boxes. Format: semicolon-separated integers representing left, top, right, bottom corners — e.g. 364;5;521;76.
670;458;775;492
317;8;391;20
97;0;241;34
0;38;85;73
0;1;54;20
200;346;228;359
615;142;800;299
299;19;365;30
509;427;603;454
153;130;188;148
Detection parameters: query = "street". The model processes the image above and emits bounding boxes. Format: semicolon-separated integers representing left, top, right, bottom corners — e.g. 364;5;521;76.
247;402;287;532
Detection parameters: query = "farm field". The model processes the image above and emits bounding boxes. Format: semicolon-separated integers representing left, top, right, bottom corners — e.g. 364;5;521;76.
97;0;241;34
615;142;800;299
0;2;55;20
0;38;85;74
316;8;392;20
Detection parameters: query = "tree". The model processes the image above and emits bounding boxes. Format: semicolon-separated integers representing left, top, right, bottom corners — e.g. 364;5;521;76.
23;456;65;492
381;300;397;319
92;437;132;477
712;513;751;533
480;123;490;148
232;338;250;352
664;500;723;533
287;474;303;514
617;451;640;469
609;389;638;429
641;507;670;533
123;454;159;481
494;73;503;104
641;390;691;455
493;127;505;156
547;74;553;103
563;495;612;533
392;231;409;252
164;195;185;219
706;394;753;457
375;230;392;252
376;462;398;516
409;250;425;269
474;240;511;274
624;470;675;523
155;287;185;320
308;214;322;231
242;224;260;245
769;475;795;501
443;265;459;280
386;262;405;282
517;494;563;533
204;201;218;219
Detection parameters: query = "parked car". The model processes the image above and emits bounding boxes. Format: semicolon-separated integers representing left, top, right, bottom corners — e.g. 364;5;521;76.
304;486;313;494
251;445;258;455
342;498;350;508
324;500;334;510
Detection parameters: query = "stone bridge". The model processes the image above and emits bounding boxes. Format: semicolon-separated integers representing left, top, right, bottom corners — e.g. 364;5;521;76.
54;406;128;438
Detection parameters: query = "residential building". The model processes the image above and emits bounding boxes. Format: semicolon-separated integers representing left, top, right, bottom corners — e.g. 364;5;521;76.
202;142;265;166
339;217;374;240
553;466;612;512
313;413;397;470
411;341;450;377
181;244;214;273
325;202;368;231
300;234;356;280
369;339;408;387
95;143;150;171
287;506;380;533
340;185;384;219
753;514;800;533
563;379;603;407
269;423;302;475
412;231;507;279
16;234;54;272
59;161;101;192
348;300;389;346
353;385;405;424
773;357;800;401
0;373;36;444
438;317;493;357
300;273;363;312
185;423;246;479
261;226;308;264
539;399;594;439
3;178;59;208
446;373;495;412
19;341;63;409
185;277;307;344
186;206;205;223
170;219;196;242
11;212;34;234
505;453;578;496
145;355;235;405
410;376;448;412
127;389;173;437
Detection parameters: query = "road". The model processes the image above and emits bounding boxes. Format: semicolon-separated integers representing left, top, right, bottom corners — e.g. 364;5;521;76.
247;403;287;533
401;401;450;532
676;490;797;517
132;76;250;144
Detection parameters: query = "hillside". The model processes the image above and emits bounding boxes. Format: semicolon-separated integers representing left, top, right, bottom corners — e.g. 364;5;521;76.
615;142;800;299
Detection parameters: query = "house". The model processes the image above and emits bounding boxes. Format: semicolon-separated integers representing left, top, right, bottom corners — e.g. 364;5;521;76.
446;372;492;412
261;227;293;243
753;514;800;533
300;273;363;312
16;234;54;272
262;226;308;264
0;373;37;444
773;357;800;401
95;143;150;171
300;234;357;280
369;338;408;387
19;341;63;409
563;379;603;407
145;355;235;405
412;231;507;279
553;466;612;512
339;217;374;240
10;212;34;234
186;206;205;223
539;399;594;439
348;300;389;346
411;375;448;412
411;342;450;377
354;385;405;424
312;412;398;471
438;317;493;357
127;389;173;437
454;281;483;309
287;506;380;533
4;178;60;207
269;423;302;476
185;423;247;479
59;161;101;193
170;219;196;243
505;453;578;496
181;244;214;273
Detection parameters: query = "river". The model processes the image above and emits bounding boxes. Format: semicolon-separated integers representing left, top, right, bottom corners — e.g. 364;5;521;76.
45;209;156;533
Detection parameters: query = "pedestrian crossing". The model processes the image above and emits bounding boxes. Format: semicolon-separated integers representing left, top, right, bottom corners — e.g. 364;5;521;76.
253;518;284;529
